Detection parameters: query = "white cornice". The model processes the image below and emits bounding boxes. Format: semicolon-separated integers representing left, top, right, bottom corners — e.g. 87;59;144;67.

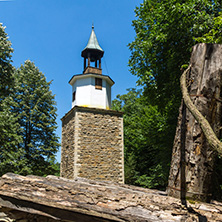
69;73;115;86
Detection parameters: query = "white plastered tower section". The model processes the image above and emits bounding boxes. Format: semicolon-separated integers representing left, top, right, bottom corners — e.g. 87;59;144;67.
69;25;114;110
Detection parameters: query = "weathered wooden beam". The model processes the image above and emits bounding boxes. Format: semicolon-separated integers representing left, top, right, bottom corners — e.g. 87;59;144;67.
0;173;222;221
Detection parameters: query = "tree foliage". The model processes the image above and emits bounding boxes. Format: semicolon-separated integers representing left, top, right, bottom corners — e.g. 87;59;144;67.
0;24;23;172
11;60;60;176
116;0;222;189
0;96;24;174
0;25;59;176
129;0;221;109
112;89;170;190
0;23;14;100
196;12;222;44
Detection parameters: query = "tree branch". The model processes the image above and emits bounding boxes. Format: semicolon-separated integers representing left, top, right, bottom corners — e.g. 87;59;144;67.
180;64;222;156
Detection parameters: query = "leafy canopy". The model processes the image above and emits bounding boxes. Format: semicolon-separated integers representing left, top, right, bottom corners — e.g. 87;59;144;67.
196;12;222;44
0;23;14;100
0;24;60;177
112;89;170;189
0;24;23;174
129;0;221;109
11;60;60;176
117;0;222;189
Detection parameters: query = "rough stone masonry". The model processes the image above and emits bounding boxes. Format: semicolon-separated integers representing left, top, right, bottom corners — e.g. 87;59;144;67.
60;106;124;183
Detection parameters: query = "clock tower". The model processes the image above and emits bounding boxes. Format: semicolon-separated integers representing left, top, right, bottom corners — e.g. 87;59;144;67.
60;26;124;183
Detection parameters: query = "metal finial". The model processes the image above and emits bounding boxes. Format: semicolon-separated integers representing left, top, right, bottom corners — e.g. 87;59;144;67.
92;22;94;29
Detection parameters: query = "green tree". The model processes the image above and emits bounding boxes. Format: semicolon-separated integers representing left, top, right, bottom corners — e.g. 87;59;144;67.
196;12;222;44
12;60;60;176
129;0;221;110
0;23;14;100
113;89;170;190
0;96;25;175
0;24;59;176
123;0;221;189
0;24;23;174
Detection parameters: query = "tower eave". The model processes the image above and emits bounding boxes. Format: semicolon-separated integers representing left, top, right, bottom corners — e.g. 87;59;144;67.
81;48;104;59
69;73;115;86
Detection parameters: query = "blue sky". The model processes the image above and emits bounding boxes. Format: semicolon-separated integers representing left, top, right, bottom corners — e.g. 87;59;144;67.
0;0;143;162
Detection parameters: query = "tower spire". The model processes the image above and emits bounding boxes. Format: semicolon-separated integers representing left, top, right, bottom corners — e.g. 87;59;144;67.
81;26;104;74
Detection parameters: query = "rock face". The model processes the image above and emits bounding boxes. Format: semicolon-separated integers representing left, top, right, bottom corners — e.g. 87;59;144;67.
60;106;124;183
167;43;222;202
0;173;222;221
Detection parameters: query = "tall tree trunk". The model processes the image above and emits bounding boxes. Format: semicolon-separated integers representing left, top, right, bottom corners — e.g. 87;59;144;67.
167;43;222;202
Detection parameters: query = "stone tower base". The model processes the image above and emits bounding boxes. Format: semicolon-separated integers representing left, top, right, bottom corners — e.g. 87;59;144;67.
60;106;124;183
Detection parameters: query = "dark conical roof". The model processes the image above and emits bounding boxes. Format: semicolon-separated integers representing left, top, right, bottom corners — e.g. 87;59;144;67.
81;26;104;59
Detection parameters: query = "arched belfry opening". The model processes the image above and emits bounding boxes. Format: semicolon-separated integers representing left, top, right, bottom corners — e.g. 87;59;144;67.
81;25;104;75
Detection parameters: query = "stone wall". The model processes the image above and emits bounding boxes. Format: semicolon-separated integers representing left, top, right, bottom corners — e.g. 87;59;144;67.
60;109;75;179
60;106;124;183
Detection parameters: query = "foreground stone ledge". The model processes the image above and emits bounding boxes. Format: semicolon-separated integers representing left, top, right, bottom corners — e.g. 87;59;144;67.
0;173;222;221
